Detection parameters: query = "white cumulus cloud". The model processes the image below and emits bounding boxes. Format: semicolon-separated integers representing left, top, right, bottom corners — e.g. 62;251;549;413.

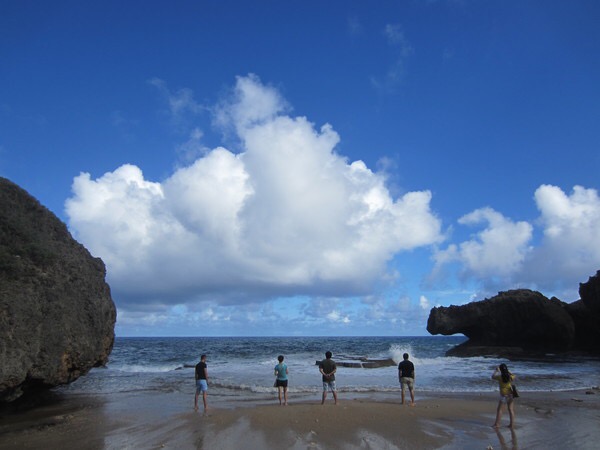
433;207;533;282
431;185;600;300
519;185;600;292
66;75;444;308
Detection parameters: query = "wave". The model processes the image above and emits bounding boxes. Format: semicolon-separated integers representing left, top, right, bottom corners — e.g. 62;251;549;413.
109;364;184;373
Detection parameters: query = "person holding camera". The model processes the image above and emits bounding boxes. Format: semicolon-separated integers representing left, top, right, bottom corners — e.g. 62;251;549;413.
492;363;516;428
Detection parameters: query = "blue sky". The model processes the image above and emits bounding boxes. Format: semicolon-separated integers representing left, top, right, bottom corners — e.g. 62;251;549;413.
2;1;599;336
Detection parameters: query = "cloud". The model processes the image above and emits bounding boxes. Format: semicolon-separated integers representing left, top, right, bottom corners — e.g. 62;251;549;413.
175;128;210;165
383;24;413;57
520;185;600;292
433;207;533;283
431;185;600;300
326;310;351;324
214;74;290;139
66;75;444;309
371;24;414;94
347;16;363;36
148;78;204;129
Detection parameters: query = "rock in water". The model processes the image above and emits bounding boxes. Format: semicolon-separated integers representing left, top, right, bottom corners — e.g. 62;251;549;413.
427;289;575;355
0;178;116;402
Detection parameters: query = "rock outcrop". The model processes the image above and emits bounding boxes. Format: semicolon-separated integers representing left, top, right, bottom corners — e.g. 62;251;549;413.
570;271;600;352
579;270;600;314
0;178;116;402
427;276;600;358
427;290;576;357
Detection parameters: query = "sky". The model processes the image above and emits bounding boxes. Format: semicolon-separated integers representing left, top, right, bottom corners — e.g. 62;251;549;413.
1;1;599;337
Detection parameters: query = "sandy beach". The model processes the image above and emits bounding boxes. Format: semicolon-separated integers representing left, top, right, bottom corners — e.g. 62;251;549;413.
1;388;599;449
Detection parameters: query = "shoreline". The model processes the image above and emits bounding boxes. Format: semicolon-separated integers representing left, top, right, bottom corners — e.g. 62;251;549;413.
1;388;599;449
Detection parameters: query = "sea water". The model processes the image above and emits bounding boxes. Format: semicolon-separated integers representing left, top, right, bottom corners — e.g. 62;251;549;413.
60;336;600;400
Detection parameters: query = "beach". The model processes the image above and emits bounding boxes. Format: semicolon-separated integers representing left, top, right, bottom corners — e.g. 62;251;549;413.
1;388;599;449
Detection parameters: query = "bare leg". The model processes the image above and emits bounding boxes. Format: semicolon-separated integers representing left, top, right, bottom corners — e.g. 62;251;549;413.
194;392;199;411
321;390;327;405
401;388;406;405
284;387;288;405
333;390;338;405
202;391;208;412
409;388;415;406
493;401;504;428
278;386;282;405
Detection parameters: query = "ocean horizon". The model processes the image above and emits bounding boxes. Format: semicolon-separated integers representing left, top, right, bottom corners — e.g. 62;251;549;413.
59;336;600;401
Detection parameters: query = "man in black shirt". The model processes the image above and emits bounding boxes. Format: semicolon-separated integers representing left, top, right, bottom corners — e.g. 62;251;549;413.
195;354;208;412
398;353;415;406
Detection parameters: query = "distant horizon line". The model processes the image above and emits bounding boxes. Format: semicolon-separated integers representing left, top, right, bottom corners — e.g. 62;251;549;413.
113;334;465;339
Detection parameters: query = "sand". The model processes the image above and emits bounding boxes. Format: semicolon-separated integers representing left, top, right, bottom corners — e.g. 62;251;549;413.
1;388;599;449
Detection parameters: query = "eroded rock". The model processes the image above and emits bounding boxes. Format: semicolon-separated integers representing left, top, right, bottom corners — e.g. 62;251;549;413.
0;178;116;402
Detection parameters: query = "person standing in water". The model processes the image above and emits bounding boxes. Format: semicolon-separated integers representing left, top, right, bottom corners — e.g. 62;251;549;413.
274;354;289;405
492;363;516;428
319;351;338;405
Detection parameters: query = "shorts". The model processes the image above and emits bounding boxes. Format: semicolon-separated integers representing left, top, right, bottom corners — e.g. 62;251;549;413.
196;379;208;394
400;377;414;391
276;379;288;388
323;380;337;392
499;394;513;404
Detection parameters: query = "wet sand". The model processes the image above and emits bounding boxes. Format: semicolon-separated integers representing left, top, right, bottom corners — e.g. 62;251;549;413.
1;388;599;449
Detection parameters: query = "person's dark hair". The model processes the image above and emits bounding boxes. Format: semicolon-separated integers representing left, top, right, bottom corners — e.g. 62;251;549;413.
499;363;511;383
278;355;284;362
403;353;409;360
325;351;332;359
201;354;207;360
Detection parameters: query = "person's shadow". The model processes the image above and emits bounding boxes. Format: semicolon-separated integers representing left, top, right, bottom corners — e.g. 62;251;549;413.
495;426;518;450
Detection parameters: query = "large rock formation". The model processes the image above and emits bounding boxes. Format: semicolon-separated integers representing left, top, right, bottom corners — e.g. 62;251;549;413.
427;290;576;357
569;271;600;352
427;277;600;358
0;178;116;402
579;270;600;314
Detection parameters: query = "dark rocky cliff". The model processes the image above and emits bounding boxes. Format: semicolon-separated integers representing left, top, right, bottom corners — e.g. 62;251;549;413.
0;177;116;402
427;272;600;358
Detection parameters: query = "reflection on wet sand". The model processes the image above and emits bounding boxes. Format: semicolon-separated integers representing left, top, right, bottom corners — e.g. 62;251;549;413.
495;426;518;450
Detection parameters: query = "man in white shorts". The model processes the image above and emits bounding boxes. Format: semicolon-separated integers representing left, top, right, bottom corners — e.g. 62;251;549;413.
319;351;338;405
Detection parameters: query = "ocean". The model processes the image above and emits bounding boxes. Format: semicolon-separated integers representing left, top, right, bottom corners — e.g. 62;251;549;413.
59;336;600;402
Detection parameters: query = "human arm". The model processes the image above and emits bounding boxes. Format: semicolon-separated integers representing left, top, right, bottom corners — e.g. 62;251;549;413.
492;367;499;380
203;367;208;382
319;361;327;377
